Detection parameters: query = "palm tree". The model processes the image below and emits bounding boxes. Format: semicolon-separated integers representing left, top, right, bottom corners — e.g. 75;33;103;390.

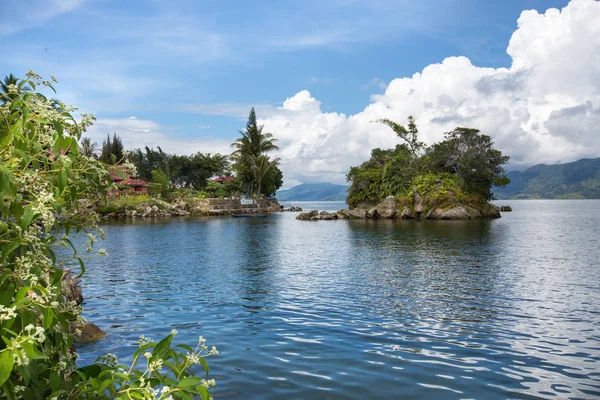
231;108;278;163
231;108;279;194
250;155;280;196
0;74;24;104
79;137;98;158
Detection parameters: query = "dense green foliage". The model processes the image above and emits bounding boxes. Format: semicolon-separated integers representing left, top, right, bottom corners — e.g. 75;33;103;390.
231;108;283;196
276;183;349;201
346;117;510;208
129;146;229;190
198;180;242;199
0;72;217;399
493;157;600;199
426;128;510;200
99;133;124;165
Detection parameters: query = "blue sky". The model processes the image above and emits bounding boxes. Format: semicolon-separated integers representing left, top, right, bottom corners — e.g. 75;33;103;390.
3;0;599;187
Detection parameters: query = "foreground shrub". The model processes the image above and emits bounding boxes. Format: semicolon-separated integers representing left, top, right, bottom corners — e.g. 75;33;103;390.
0;72;217;399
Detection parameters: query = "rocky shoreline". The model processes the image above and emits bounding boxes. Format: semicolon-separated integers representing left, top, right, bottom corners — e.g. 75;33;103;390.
296;193;512;221
100;197;283;220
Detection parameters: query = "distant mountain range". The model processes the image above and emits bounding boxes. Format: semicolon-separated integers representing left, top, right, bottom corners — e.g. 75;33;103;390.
277;158;600;201
276;183;349;201
494;157;600;199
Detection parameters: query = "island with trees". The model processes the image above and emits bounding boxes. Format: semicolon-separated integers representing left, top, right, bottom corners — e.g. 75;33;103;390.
298;117;510;221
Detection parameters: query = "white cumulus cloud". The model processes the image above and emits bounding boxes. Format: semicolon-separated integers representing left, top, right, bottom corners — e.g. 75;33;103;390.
257;0;600;185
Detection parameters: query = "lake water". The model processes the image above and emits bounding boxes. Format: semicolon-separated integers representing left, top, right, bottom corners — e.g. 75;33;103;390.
78;200;600;399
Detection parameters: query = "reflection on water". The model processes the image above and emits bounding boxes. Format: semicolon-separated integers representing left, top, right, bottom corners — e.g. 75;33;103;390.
78;200;600;399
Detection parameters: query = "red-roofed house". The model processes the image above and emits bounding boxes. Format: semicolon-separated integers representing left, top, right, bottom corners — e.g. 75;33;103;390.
108;165;149;196
211;176;237;184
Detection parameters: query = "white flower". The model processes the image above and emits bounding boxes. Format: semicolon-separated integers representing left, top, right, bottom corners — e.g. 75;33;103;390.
148;359;162;372
170;329;178;336
144;352;152;359
98;248;109;256
139;335;152;346
186;352;200;364
0;306;17;321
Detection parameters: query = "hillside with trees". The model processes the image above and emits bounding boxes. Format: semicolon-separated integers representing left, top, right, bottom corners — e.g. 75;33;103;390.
345;117;510;219
493;158;600;199
77;108;284;202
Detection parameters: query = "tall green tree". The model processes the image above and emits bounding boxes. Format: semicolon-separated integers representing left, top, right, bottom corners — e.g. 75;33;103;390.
426;127;510;199
0;74;31;104
79;136;98;158
99;132;124;164
250;155;281;196
377;115;424;157
231;108;282;195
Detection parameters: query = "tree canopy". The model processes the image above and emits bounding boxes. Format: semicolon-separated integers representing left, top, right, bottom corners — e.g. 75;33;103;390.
99;132;124;164
129;146;230;189
346;117;510;207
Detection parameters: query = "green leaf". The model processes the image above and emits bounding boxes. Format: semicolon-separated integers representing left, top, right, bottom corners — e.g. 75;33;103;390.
0;130;13;148
116;168;126;180
175;344;194;353
199;356;210;375
197;385;210;400
14;286;30;305
49;371;60;391
76;257;85;278
20;341;34;361
58;169;67;195
180;391;193;400
179;377;202;388
53;121;63;137
152;334;173;361
0;350;14;387
0;283;14;306
77;364;103;379
21;204;35;230
97;379;113;396
110;153;116;164
17;364;30;385
0;165;17;203
43;307;54;329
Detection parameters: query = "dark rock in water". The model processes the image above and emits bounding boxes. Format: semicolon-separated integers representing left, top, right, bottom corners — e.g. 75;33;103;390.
296;210;319;220
413;189;424;216
424;204;500;220
346;208;367;219
397;206;417;220
376;196;396;219
74;323;106;344
498;205;513;212
366;207;378;219
62;268;83;306
63;269;106;345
